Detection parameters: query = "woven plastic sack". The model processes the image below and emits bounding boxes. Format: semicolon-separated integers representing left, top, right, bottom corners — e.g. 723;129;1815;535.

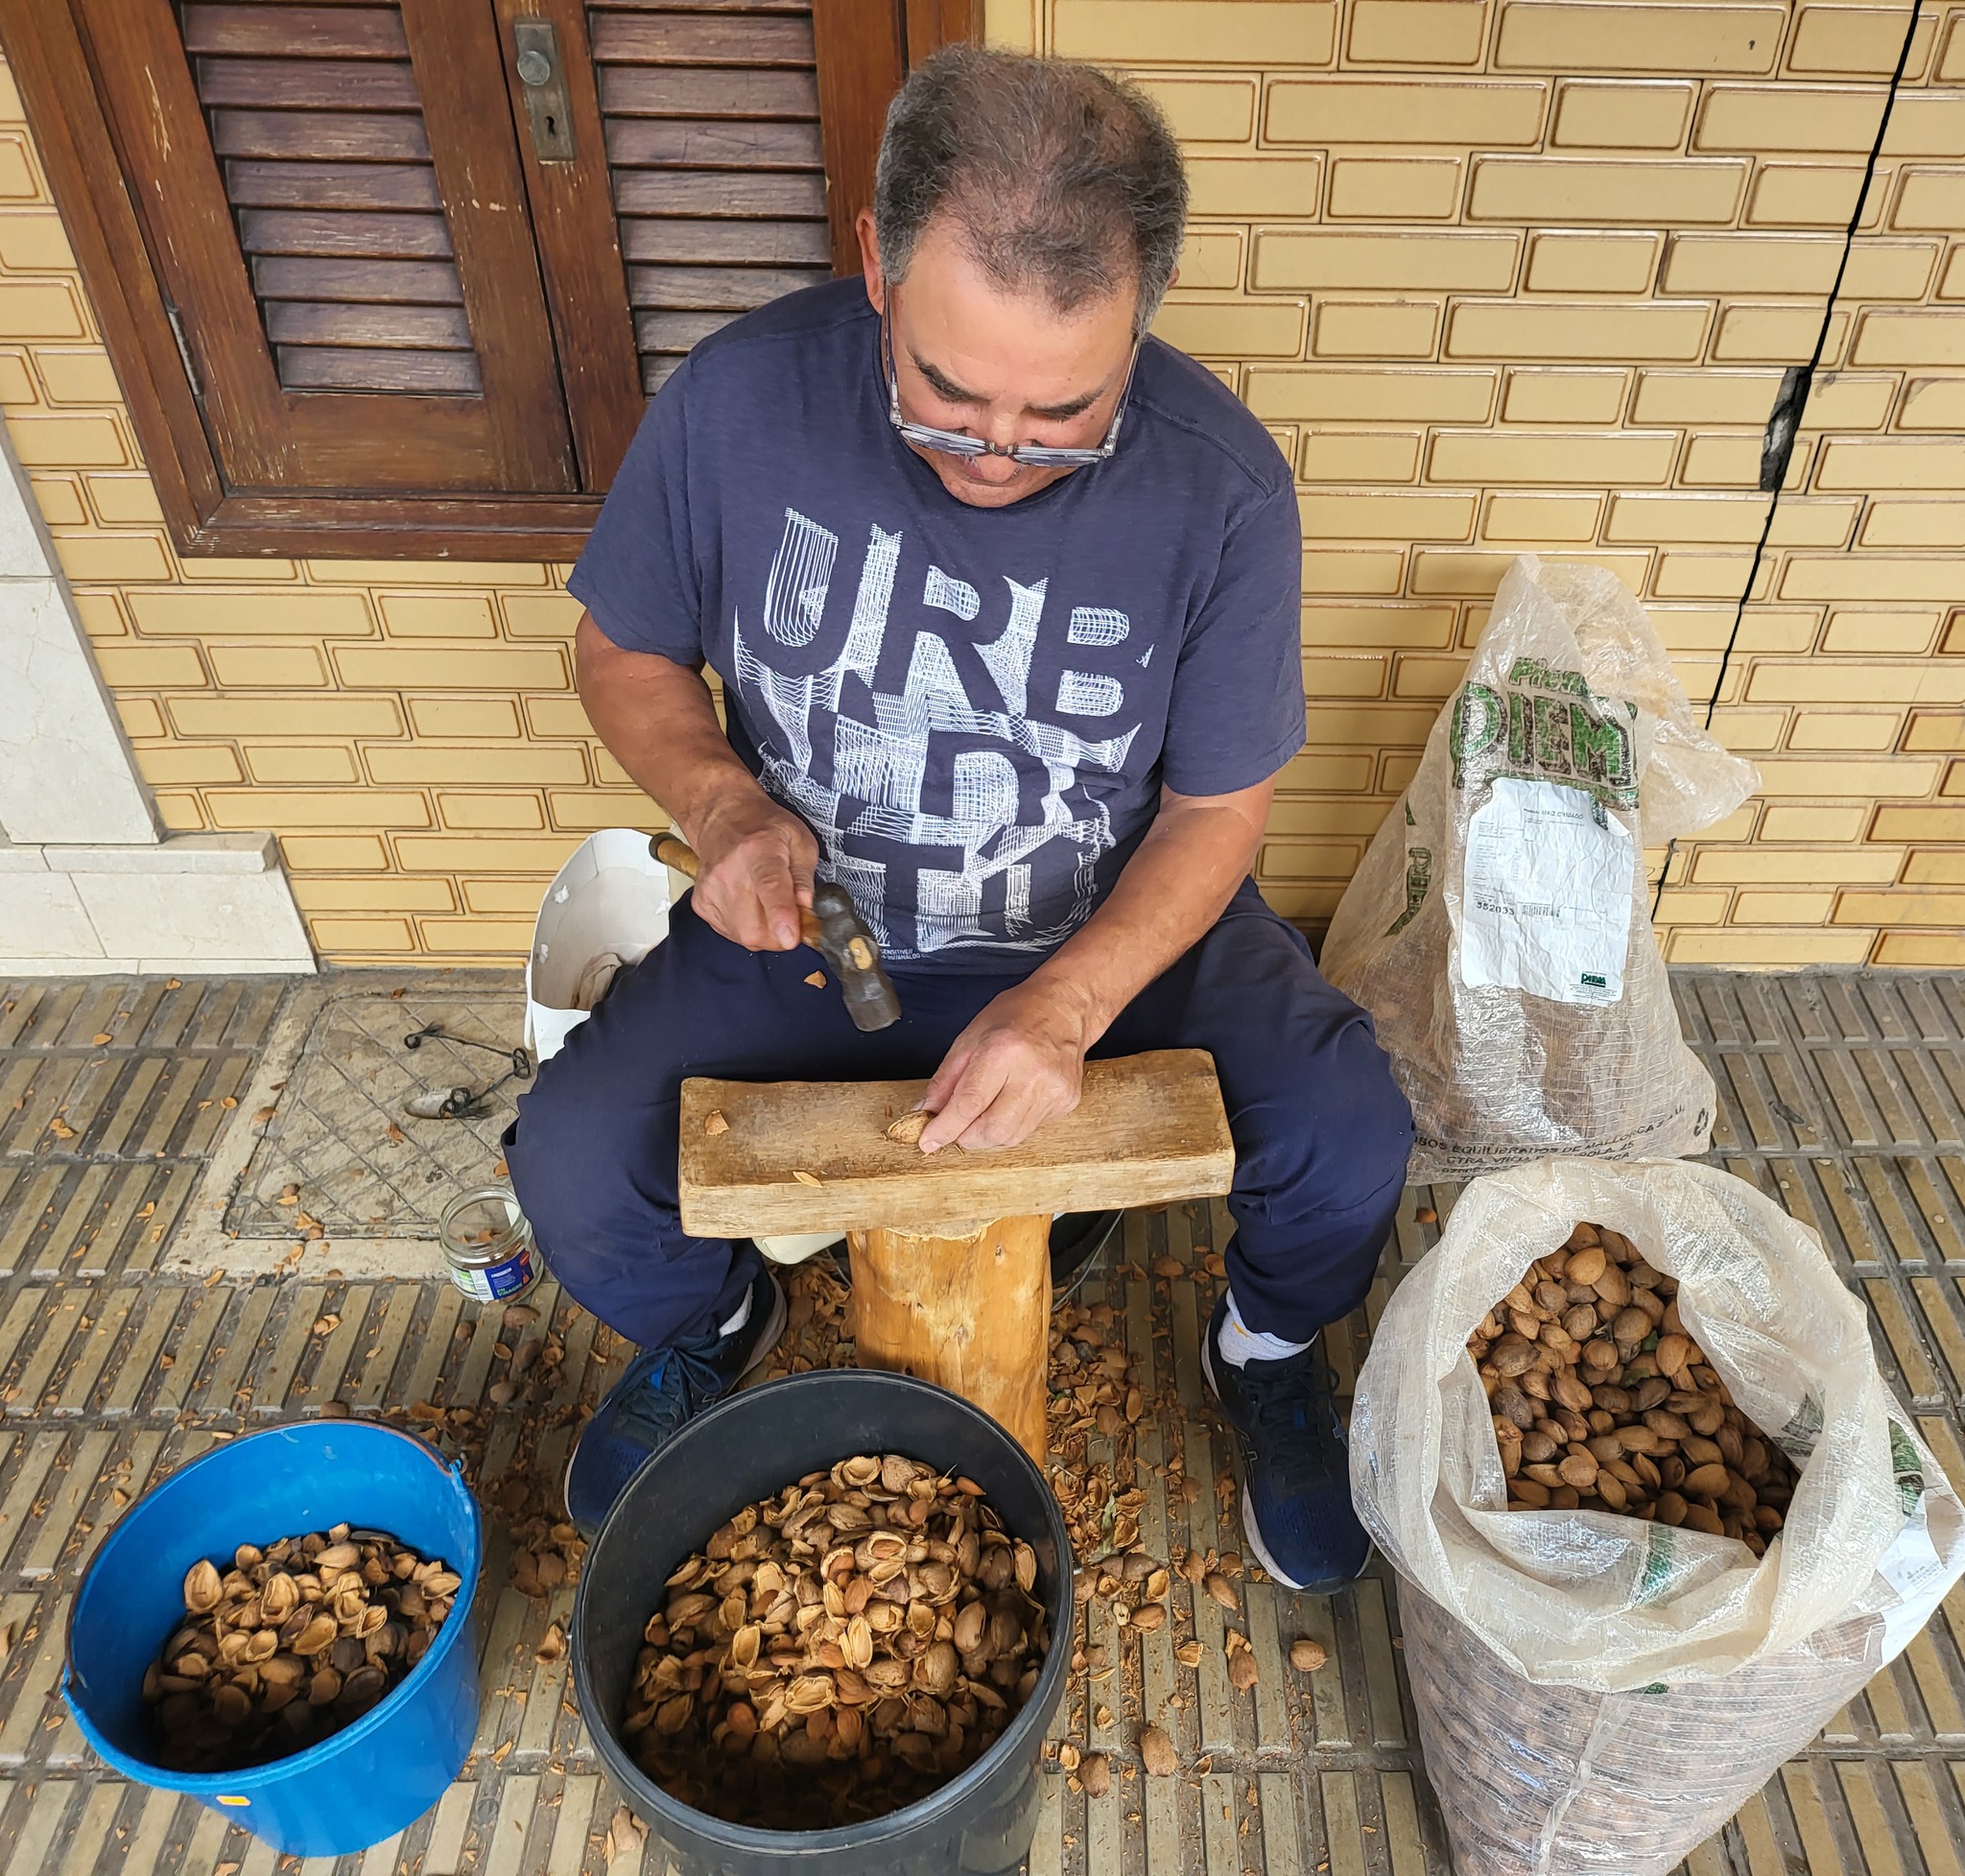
1351;1158;1965;1876
1320;556;1758;1182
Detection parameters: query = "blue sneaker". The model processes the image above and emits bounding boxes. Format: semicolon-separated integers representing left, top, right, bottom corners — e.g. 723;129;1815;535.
564;1265;788;1537
1200;1294;1370;1593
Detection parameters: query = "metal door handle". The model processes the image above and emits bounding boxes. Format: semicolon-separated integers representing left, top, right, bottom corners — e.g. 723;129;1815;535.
512;18;577;163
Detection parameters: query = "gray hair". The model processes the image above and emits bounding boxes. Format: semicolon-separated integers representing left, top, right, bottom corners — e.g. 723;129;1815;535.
873;45;1188;336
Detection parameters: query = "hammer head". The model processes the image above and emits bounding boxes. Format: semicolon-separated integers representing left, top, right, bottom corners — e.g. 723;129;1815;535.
810;883;902;1031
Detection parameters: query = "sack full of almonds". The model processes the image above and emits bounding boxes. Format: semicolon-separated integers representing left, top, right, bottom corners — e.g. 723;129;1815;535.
1320;555;1759;1180
1351;1156;1965;1876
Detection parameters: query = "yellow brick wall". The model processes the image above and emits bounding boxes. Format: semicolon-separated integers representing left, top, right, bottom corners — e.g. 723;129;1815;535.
992;0;1965;969
4;5;1964;968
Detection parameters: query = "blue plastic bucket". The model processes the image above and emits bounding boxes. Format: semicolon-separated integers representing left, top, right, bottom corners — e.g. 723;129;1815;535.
64;1420;482;1857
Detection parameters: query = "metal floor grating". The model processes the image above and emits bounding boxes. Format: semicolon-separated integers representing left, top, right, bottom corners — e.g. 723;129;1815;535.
0;967;1959;1875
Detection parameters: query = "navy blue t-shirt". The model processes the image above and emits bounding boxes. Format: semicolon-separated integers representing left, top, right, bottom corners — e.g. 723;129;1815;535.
570;278;1305;970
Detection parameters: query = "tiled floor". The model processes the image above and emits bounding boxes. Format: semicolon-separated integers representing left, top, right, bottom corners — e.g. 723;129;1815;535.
0;969;1961;1875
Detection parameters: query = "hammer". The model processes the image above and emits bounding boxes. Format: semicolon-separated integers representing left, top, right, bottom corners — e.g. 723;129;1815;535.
651;835;902;1032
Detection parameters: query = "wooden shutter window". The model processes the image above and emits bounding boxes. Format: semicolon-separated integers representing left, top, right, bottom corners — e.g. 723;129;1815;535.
182;3;480;396
0;0;966;554
590;0;833;393
65;0;574;494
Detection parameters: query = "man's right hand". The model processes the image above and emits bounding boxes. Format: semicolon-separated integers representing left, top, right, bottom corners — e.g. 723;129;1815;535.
686;792;820;952
571;615;821;952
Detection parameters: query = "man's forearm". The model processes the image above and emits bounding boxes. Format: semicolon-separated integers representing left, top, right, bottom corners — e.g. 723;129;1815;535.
1026;782;1272;1042
574;613;764;843
575;612;821;949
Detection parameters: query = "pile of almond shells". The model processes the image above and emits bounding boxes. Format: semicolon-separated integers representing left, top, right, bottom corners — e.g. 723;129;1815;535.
144;1524;461;1771
626;1454;1050;1829
1473;1223;1798;1548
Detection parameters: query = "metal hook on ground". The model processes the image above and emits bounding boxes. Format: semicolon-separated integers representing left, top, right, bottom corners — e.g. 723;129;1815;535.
399;1022;533;1120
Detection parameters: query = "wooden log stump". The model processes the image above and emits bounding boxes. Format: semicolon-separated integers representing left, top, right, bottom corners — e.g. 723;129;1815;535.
847;1216;1051;1464
676;1051;1235;1459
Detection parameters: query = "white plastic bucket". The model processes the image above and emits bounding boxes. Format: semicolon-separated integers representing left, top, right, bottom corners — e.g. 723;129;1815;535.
525;827;674;1064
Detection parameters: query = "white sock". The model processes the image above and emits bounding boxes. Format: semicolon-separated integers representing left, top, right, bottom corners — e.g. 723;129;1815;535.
1215;1291;1313;1367
718;1290;753;1341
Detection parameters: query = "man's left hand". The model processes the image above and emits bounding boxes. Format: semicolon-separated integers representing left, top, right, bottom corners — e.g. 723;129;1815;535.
917;978;1094;1152
911;783;1275;1152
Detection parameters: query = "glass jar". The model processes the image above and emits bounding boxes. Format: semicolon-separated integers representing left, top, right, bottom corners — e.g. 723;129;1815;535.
438;1186;539;1304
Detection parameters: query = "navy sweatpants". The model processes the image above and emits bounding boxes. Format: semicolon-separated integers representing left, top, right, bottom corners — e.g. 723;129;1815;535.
504;878;1412;1354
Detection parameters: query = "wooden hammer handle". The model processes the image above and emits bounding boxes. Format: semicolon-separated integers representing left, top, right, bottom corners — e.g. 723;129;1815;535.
653;835;822;946
652;833;698;878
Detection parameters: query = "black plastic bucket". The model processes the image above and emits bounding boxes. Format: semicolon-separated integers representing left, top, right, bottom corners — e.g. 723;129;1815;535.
572;1369;1073;1876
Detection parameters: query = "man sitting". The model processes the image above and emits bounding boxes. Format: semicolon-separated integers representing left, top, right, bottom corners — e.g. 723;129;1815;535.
506;46;1413;1593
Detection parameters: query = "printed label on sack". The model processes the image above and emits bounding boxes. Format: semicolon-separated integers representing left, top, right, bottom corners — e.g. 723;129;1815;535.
1387;806;1433;938
1878;1507;1949;1662
1776;1391;1826;1466
1857;1421;1958;1666
1450;659;1640;812
1457;776;1634;1005
1387;845;1432;937
1636;1523;1678;1604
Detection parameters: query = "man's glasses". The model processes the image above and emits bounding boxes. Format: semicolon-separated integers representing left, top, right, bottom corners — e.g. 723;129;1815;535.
883;315;1137;469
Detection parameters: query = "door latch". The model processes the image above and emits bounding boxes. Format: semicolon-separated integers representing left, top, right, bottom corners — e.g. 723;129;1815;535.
513;19;576;162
